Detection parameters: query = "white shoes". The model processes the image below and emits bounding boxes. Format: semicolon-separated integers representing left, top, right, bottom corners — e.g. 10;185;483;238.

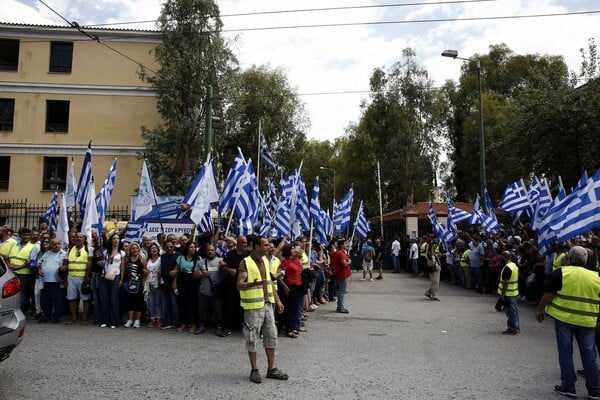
359;278;366;282
308;304;319;310
124;319;133;328
369;278;374;282
133;319;141;328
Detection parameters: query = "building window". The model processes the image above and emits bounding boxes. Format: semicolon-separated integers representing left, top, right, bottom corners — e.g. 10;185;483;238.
45;100;70;132
0;39;19;71
0;99;14;131
0;156;9;190
49;42;73;73
43;157;67;191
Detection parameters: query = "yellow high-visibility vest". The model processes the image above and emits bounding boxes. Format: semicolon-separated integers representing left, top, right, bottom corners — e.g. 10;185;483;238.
497;262;519;297
552;253;566;271
8;242;34;275
239;256;274;310
67;246;89;278
546;266;600;328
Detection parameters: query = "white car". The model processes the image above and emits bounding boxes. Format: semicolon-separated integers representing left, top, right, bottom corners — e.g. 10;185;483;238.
0;256;26;362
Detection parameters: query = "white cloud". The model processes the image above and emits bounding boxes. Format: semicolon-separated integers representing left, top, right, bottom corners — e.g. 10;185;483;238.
1;0;598;140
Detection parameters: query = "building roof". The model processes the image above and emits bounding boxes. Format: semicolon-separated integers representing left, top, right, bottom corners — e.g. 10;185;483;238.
0;22;158;33
370;201;498;223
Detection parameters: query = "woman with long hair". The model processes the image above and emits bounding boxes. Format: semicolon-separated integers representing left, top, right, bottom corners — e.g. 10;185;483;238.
173;241;199;333
278;244;304;338
100;233;125;328
146;242;162;328
122;242;147;328
194;243;225;336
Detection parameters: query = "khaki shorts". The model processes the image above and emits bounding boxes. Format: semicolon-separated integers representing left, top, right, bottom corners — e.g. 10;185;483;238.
243;304;277;352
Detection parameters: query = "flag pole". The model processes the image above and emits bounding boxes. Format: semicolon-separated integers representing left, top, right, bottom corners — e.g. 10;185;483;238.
256;119;262;192
377;161;384;240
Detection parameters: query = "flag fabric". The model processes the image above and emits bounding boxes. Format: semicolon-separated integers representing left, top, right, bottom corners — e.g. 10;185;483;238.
484;187;497;221
280;170;293;200
56;193;70;251
448;201;471;224
125;221;146;243
531;178;553;230
334;187;353;233
259;208;273;237
260;132;277;171
197;210;214;233
428;201;454;245
234;160;261;236
219;149;246;213
96;158;117;233
498;179;530;213
185;157;220;226
135;160;157;220
81;180;99;253
468;196;483;225
44;192;58;231
309;178;321;223
295;176;310;230
324;208;333;238
66;159;77;208
263;178;278;216
556;175;566;201
75;141;92;214
273;197;292;237
354;201;371;239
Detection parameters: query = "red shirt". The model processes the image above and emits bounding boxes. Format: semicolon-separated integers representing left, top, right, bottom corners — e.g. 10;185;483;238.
280;257;303;285
331;250;351;280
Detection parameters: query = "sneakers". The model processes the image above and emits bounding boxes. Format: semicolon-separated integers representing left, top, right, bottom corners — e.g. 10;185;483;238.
369;278;374;282
554;385;576;398
266;368;288;380
155;318;162;328
110;325;117;329
308;304;319;310
336;308;349;314
589;393;600;400
359;278;366;282
501;329;520;336
160;324;174;330
375;276;383;280
194;326;206;335
216;327;227;337
431;297;440;301
100;323;107;328
147;319;156;328
124;319;133;328
133;319;141;328
249;369;262;384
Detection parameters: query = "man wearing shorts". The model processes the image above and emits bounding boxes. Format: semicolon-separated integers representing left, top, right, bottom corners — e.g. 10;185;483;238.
237;235;288;384
61;232;91;324
360;239;375;282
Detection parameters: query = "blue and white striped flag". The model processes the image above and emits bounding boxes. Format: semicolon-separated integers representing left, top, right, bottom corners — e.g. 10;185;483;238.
280;170;293;200
484;187;497;221
309;177;321;223
75;141;92;214
234;160;260;236
66;158;77;208
81;179;99;253
354;201;371;239
44;192;58;231
449;201;471;224
96;158;117;233
273;197;291;237
531;178;553;230
219;149;246;213
498;179;530;213
468;196;483;225
260;209;272;237
429;201;454;245
260;132;277;171
125;221;146;243
185;157;219;226
334;187;353;233
323;208;333;238
56;193;70;250
197;210;214;233
135;160;157;220
296;176;310;230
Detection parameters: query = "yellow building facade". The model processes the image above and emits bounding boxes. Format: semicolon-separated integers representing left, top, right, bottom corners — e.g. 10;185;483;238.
0;23;160;213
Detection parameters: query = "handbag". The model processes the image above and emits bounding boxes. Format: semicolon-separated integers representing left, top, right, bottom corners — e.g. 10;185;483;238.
495;297;505;312
125;278;141;294
104;270;116;281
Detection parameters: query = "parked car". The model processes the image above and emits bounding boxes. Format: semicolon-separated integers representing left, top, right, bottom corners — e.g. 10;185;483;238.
0;256;26;362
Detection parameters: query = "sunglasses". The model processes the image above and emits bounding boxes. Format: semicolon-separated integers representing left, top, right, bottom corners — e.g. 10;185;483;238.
76;250;81;258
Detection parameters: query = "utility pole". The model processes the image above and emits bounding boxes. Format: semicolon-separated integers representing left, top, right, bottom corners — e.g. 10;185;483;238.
204;85;213;159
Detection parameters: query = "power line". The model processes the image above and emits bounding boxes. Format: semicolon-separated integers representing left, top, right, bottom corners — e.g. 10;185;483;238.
84;0;496;27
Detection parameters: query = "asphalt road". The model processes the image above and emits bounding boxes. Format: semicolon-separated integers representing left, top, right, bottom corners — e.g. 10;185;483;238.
0;271;582;400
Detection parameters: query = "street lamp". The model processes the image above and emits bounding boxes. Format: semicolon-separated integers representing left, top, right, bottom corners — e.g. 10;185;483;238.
319;166;336;201
442;49;486;211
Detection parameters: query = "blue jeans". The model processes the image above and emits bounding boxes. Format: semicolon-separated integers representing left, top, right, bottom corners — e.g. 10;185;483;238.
160;286;180;327
470;267;483;288
554;318;600;393
90;272;102;323
453;264;463;286
392;255;400;272
336;278;348;310
503;296;519;331
100;276;120;326
411;259;419;276
16;273;31;313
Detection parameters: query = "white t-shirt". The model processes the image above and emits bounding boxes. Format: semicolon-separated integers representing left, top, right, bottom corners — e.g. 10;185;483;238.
391;240;401;256
147;257;161;287
103;249;125;275
409;243;419;260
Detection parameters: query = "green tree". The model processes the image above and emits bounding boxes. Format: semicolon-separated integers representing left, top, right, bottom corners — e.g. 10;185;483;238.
139;0;238;195
219;65;308;187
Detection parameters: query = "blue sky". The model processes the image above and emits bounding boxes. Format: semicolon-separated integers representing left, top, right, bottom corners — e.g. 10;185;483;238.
2;0;599;140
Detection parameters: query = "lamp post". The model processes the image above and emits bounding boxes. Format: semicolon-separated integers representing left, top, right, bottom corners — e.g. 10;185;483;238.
319;166;336;201
442;49;486;212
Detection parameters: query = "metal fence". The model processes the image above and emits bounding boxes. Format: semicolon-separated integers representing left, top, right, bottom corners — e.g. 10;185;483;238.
0;199;129;230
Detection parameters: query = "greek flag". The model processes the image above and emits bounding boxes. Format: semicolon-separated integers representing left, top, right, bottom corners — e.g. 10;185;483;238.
125;221;146;243
260;132;277;171
334;187;353;233
96;158;117;233
56;193;70;250
66;159;77;208
323;208;333;238
184;157;219;226
219;149;246;213
309;178;321;223
273;197;291;237
531;178;553;230
135;160;157;220
234;160;260;236
197;210;214;233
484;187;497;221
448;200;471;224
280;170;293;200
44;192;58;231
81;180;100;253
498;179;531;213
428;201;454;245
75;141;92;214
260;209;272;237
354;201;371;239
468;196;483;225
296;176;310;230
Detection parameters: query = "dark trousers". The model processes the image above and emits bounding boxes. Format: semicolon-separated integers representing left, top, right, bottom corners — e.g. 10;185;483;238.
160;286;179;326
223;285;241;331
16;273;31;313
100;277;120;326
177;273;198;326
41;282;63;322
197;293;223;328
